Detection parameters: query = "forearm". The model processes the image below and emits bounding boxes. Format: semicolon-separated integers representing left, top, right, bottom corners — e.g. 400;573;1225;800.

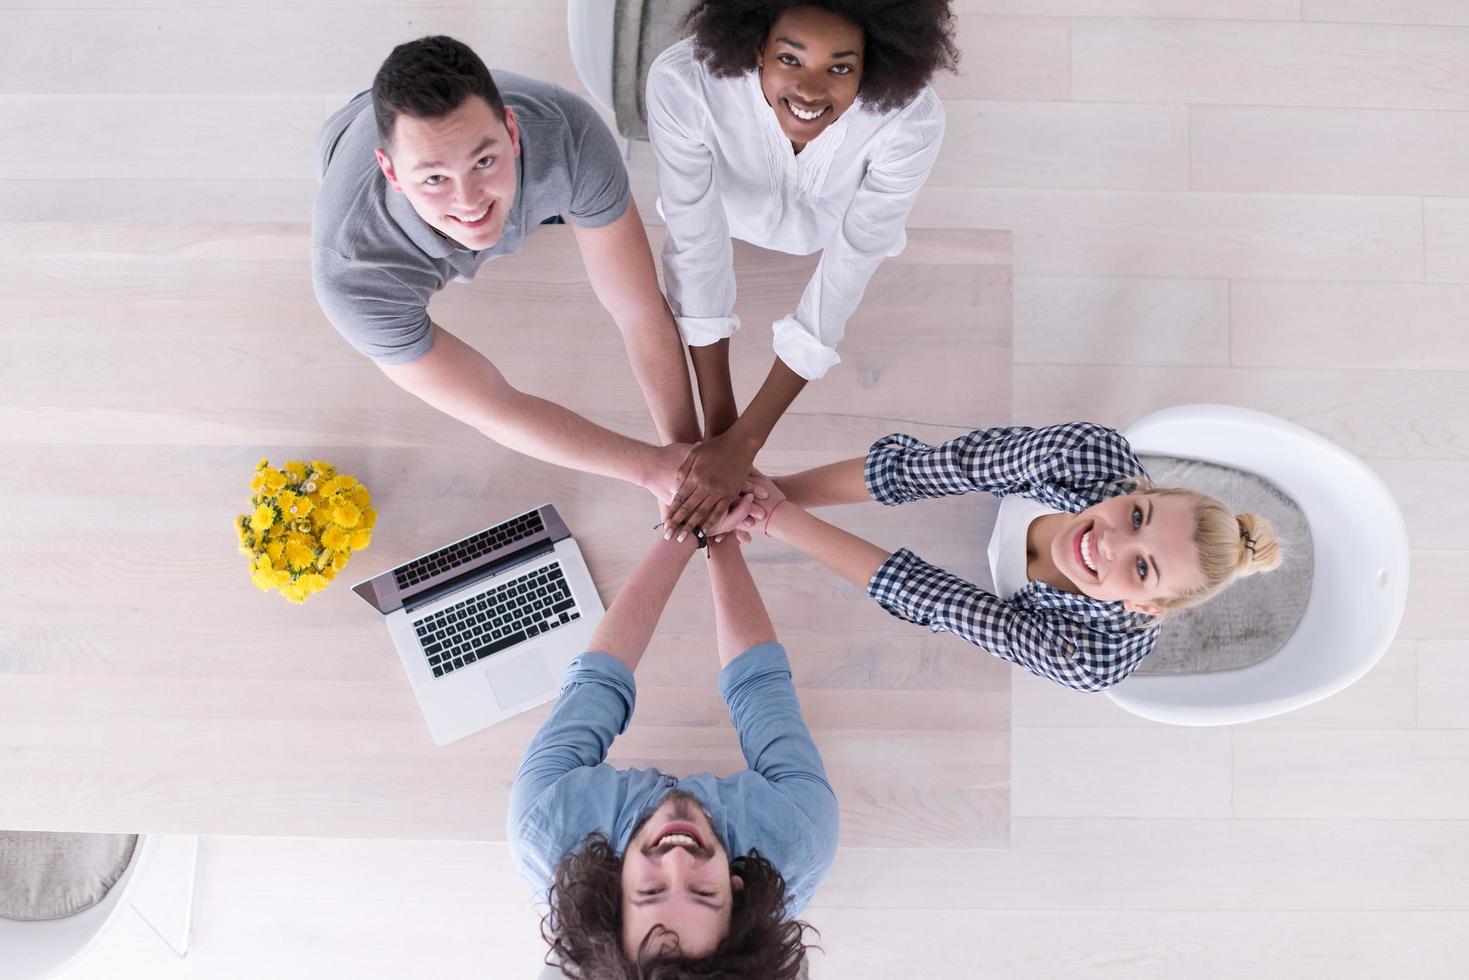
475;386;658;489
706;540;777;667
378;328;660;490
588;534;699;674
765;502;891;591
688;340;738;437
775;457;869;509
726;357;808;451
617;308;701;446
573;202;701;445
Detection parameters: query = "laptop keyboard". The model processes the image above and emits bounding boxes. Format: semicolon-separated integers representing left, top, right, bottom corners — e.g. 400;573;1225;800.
394;510;546;591
412;562;580;678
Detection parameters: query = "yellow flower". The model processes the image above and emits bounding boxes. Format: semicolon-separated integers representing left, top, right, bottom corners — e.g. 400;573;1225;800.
277;491;313;519
252;566;290;592
331;499;362;529
249;503;276;534
321;525;348;552
239;457;371;604
298;573;329;593
285;539;316;571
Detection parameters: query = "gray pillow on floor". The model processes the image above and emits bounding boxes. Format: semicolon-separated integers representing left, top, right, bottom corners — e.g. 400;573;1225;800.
1133;455;1313;675
0;831;138;920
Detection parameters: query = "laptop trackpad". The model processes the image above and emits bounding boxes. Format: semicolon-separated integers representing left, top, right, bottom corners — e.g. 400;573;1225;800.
486;653;554;711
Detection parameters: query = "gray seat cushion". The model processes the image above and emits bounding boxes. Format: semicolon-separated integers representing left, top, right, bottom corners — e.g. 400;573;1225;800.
613;0;701;140
0;831;138;920
1133;455;1314;675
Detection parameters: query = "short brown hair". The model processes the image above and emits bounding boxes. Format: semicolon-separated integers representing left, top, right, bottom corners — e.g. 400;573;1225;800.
371;35;507;147
541;832;817;978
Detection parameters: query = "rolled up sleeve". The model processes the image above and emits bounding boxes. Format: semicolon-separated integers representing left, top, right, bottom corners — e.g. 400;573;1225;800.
716;643;837;853
868;549;1130;693
775;91;945;381
646;55;741;349
507;653;637;835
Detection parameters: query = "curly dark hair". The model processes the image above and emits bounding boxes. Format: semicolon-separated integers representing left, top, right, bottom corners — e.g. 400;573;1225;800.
371;35;507;147
685;0;960;113
540;832;818;979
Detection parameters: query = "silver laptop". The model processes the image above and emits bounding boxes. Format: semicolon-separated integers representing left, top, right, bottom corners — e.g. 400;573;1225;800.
352;504;605;745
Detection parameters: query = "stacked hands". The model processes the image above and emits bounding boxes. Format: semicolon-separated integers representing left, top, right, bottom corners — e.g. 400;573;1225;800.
646;438;789;545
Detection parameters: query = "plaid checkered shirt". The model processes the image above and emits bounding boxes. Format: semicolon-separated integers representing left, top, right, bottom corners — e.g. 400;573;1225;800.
864;422;1161;692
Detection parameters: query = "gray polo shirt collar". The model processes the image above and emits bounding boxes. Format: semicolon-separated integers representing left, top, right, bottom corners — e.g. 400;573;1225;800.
383;152;525;260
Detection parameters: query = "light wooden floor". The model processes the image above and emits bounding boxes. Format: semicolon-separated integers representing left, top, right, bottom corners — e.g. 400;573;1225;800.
5;1;1469;977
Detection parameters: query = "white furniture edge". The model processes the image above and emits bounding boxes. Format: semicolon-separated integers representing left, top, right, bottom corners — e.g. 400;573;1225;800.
0;835;156;980
567;0;616;114
1105;404;1410;727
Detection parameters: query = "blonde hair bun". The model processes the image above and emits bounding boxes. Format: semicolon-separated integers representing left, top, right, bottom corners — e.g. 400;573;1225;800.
1236;513;1282;576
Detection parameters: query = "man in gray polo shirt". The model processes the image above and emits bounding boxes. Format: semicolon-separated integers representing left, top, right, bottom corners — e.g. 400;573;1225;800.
313;35;716;502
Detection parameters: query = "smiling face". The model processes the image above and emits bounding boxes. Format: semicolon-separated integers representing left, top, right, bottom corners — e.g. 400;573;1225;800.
619;791;742;960
1048;493;1209;616
374;96;520;251
757;5;865;151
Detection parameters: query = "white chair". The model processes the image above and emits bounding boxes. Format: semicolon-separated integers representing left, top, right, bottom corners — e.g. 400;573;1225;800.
567;0;698;145
0;836;155;980
0;834;197;979
566;0;616;115
1105;404;1409;726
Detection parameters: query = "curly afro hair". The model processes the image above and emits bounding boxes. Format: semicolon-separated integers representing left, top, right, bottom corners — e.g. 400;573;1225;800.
541;832;818;979
685;0;960;113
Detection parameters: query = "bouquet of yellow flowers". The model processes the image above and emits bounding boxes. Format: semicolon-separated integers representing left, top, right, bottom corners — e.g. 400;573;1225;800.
234;458;376;603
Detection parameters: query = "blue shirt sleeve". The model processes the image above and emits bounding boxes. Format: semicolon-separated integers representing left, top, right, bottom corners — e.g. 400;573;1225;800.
506;653;650;894
713;643;839;910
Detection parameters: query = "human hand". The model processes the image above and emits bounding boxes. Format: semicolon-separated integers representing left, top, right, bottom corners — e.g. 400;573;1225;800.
746;471;785;508
663;432;766;540
704;491;765;543
642;441;697;507
734;471;787;536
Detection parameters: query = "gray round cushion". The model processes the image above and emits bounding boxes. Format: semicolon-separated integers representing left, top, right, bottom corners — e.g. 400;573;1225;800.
0;832;137;921
1133;455;1314;675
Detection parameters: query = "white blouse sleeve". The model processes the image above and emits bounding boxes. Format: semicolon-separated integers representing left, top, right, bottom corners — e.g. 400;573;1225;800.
645;54;741;348
773;91;946;380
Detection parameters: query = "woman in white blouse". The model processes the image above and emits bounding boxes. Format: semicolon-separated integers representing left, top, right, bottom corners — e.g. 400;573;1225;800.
649;0;960;540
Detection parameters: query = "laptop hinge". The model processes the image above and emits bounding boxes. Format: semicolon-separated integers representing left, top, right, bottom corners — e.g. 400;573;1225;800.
399;538;555;615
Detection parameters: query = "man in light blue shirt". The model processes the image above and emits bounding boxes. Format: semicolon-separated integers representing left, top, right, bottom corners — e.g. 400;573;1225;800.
507;504;838;975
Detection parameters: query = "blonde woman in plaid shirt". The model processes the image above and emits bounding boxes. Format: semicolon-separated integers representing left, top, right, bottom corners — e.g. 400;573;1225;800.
740;422;1282;693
